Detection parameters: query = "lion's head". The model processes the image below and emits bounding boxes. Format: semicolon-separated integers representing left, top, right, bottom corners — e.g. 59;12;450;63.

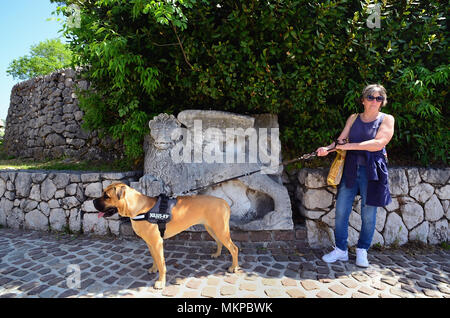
148;113;181;150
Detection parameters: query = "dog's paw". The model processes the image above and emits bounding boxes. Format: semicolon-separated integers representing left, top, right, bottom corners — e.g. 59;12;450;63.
154;280;166;289
148;264;158;274
228;266;239;273
211;252;221;259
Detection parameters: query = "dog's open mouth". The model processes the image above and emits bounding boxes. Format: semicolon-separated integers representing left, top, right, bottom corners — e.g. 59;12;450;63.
98;207;118;218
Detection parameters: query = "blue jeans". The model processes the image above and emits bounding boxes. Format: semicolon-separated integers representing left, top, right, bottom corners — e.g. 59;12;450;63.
334;165;377;251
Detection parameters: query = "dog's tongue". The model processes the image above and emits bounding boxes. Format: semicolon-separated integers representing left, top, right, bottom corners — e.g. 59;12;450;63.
98;212;105;218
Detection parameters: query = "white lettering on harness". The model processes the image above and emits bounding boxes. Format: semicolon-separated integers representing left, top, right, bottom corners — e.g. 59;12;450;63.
149;213;169;220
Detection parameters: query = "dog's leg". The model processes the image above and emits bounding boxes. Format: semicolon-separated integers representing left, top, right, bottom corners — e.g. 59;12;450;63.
142;235;166;289
151;237;166;289
204;225;223;258
220;235;239;273
146;243;158;274
208;223;239;273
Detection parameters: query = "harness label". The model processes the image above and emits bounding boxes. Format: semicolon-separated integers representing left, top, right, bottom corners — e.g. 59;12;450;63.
131;195;176;226
148;213;170;220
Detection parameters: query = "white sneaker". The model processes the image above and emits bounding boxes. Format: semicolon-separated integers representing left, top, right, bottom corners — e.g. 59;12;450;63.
322;247;348;263
356;248;369;267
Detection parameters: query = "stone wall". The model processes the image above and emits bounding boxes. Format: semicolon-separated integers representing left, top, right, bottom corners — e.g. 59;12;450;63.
296;167;450;248
0;170;142;236
0;169;306;244
3;68;122;161
0;167;448;248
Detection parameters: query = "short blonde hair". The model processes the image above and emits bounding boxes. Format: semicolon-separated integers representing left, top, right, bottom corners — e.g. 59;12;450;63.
361;84;388;107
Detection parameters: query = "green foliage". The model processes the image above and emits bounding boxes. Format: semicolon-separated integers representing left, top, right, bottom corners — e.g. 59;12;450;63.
7;38;72;81
54;0;448;165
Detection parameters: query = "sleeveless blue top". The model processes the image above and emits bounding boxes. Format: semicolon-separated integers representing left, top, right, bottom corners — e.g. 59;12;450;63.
342;113;392;207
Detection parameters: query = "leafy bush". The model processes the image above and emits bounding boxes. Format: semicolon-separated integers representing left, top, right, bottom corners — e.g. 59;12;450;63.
54;0;448;166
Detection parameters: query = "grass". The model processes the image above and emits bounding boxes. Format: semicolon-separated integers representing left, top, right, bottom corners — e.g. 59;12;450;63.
0;154;135;172
0;136;137;172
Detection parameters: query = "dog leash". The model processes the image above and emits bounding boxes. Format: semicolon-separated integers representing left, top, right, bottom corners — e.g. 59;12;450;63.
174;139;348;197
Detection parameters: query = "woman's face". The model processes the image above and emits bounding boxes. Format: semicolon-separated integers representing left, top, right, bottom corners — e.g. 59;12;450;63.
362;91;385;111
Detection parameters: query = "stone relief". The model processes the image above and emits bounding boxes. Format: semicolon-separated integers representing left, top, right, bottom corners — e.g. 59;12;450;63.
139;110;293;231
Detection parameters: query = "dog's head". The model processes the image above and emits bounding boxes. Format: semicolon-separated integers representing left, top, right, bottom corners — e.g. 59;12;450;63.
93;183;128;218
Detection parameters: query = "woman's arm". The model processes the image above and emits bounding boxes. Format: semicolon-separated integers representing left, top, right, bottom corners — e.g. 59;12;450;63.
316;114;357;156
336;114;395;152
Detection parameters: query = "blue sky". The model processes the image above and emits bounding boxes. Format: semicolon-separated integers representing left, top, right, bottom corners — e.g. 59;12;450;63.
0;0;63;121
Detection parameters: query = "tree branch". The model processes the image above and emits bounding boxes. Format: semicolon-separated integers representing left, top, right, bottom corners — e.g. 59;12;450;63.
171;22;194;70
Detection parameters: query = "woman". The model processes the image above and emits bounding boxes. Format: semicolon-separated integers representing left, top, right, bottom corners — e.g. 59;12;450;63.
316;84;395;267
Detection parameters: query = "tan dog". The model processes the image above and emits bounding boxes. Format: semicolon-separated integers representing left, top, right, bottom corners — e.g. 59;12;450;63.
93;183;239;289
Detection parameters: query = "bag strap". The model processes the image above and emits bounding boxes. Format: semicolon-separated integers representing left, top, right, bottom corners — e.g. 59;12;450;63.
349;113;358;127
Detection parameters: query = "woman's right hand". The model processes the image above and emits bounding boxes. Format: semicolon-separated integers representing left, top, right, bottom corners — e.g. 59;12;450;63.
316;147;330;157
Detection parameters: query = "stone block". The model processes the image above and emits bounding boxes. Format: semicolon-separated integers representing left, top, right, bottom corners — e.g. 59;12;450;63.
25;210;48;231
400;202;424;230
383;212;408;246
83;213;108;235
420;168;450;185
428;219;448;244
49;208;67;231
302;189;333;210
388;168;408;196
409;183;434;203
41;179;56;201
298;168;327;188
409;221;429;244
424;195;444;222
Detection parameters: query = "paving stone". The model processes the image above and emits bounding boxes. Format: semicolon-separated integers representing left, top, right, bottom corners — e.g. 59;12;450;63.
340;279;358;289
286;288;306;298
432;275;449;284
265;288;284;298
358;286;376;296
316;290;334;298
281;278;297;287
206;277;220;286
262;278;278;286
220;285;236;296
329;284;347;296
201;286;217;298
182;290;200;298
381;278;398;286
240;282;257;292
351;292;369;298
162;285;179;297
416;280;435;290
401;284;419;294
300;280;319;291
351;273;369;282
1;227;449;299
223;275;239;285
371;281;387;291
390;288;411;298
423;289;441;297
437;286;450;295
57;290;79;298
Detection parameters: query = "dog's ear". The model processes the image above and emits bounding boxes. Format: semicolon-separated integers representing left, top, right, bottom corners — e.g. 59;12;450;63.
115;185;126;200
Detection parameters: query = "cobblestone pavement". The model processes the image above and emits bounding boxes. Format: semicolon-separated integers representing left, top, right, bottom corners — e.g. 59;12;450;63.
0;228;449;299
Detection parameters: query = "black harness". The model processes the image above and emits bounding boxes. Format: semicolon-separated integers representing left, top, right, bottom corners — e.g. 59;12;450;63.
131;194;177;238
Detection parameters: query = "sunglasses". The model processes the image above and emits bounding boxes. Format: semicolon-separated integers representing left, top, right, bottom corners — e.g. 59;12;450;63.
366;95;385;103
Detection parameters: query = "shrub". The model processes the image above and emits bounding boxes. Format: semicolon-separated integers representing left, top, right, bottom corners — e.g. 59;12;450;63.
54;0;448;166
